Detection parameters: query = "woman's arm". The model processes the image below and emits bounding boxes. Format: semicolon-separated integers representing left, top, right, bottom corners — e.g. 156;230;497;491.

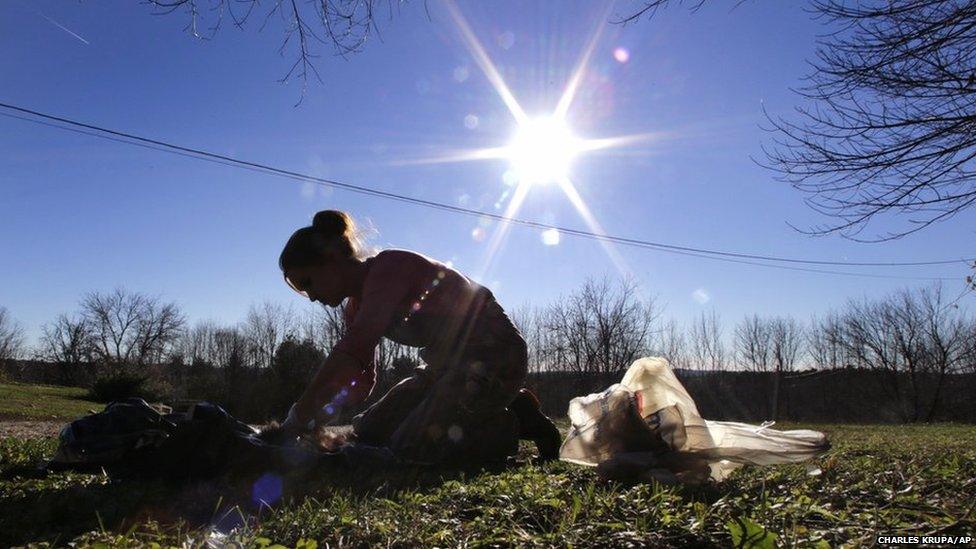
289;254;421;427
292;349;374;424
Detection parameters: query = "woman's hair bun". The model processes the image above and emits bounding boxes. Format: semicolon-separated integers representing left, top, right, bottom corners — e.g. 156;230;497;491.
312;210;351;238
280;209;363;271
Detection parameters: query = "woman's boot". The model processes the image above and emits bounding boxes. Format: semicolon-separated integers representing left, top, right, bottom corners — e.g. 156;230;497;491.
509;388;562;461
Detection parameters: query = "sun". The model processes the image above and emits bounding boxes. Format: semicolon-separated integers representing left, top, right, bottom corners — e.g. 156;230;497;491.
505;116;581;185
401;0;650;279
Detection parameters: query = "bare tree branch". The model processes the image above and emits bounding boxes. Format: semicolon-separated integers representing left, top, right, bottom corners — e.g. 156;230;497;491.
621;0;976;240
0;307;26;364
762;0;976;240
148;0;400;98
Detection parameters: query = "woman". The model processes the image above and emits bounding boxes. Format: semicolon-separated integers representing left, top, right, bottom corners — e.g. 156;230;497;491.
277;210;561;464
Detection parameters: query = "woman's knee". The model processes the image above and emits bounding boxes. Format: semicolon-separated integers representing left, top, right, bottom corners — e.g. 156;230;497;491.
352;373;430;444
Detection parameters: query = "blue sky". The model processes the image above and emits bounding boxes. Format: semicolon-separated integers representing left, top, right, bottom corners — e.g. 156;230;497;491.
1;0;972;344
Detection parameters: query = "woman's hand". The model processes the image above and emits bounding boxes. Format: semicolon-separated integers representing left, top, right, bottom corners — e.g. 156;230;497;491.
280;403;315;436
293;349;374;423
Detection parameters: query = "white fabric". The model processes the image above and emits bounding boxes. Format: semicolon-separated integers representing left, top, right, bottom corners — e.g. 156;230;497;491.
559;357;830;483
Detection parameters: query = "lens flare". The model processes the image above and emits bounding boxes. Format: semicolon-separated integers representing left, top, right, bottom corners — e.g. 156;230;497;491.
541;228;561;246
251;473;283;507
613;47;630;63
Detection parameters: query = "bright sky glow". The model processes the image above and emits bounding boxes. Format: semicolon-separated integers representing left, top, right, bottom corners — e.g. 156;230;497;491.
505;116;581;185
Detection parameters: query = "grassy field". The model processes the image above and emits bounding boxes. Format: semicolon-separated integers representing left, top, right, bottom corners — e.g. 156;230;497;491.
1;420;974;547
0;383;99;421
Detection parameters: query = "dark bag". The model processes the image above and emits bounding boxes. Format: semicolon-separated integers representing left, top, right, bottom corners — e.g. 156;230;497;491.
48;398;324;479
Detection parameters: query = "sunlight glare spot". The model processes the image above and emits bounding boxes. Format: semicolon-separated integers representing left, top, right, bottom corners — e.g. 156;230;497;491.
471;226;486;242
541;228;561;246
613;47;630;63
464;114;479;129
506;117;581;185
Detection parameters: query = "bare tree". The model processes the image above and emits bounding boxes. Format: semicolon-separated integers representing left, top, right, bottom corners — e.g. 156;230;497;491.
836;295;908;416
150;0;399;99
808;313;846;370
133;298;186;366
832;284;971;421
244;301;295;369
527;305;571;374
294;306;347;353
0;307;26;365
764;0;976;239
653;318;689;370
587;278;660;375
511;304;547;373
39;314;93;364
914;286;970;420
82;288;186;372
213;326;250;369
173;321;217;367
734;314;773;373
37;314;95;385
960;318;976;375
615;0;722;24
625;0;976;239
769;316;803;419
174;321;252;369
770;317;803;375
732;314;802;418
543;278;660;376
689;309;726;371
542;286;595;376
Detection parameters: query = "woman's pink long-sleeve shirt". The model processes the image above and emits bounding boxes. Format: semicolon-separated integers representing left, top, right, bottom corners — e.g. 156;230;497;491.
334;249;497;378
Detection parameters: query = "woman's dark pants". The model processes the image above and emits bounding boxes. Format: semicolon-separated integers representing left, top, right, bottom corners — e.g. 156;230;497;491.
352;300;528;465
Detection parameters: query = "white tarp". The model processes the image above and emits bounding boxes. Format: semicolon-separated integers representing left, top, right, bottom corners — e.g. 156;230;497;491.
559;357;830;484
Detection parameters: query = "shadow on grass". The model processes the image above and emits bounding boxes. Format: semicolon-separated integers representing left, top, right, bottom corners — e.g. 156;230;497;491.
0;452;516;547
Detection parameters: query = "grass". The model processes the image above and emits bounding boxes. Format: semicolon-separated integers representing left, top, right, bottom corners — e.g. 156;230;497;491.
0;422;974;547
0;383;99;420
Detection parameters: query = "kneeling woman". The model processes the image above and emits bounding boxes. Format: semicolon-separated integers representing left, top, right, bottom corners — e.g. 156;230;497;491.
278;210;560;464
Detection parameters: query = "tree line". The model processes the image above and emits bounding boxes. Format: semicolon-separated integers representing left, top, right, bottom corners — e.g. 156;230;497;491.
513;280;975;422
1;280;974;422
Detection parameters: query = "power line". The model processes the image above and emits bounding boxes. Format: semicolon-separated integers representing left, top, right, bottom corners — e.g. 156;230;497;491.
1;101;972;281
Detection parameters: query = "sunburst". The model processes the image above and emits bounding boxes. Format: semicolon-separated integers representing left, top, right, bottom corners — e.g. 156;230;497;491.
412;1;657;278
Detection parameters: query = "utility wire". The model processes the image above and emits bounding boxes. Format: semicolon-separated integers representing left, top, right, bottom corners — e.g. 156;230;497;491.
1;113;951;282
2;101;973;280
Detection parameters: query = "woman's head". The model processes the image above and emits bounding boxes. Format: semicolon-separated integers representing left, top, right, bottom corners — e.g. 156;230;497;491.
279;210;363;307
